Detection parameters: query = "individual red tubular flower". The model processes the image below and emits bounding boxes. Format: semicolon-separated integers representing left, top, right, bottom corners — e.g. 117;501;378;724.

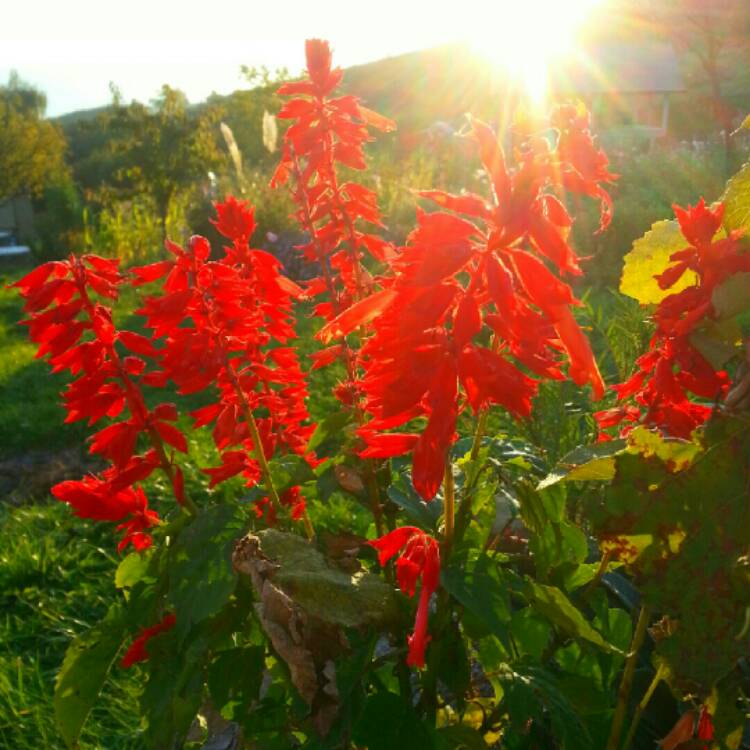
13;253;191;550
696;706;714;741
598;199;747;439
135;200;315;526
120;613;176;668
370;527;440;668
319;110;608;499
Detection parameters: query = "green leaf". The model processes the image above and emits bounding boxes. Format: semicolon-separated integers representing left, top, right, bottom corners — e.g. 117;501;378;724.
54;603;126;748
441;556;511;641
620;219;696;305
114;550;153;589
626;426;700;470
521;579;621;654
690;317;743;369
722;159;750;235
268;454;316;494
711;271;750;321
140;625;209;748
306;410;352;453
168;503;249;638
387;477;443;531
353;691;436;750
538;441;625;489
208;646;265;713
436;725;486;750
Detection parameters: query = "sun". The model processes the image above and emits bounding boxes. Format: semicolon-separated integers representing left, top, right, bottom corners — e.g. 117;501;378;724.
468;0;604;104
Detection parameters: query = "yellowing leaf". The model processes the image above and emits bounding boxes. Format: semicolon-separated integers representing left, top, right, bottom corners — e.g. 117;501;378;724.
620;219;695;305
626;426;700;471
722;160;750;235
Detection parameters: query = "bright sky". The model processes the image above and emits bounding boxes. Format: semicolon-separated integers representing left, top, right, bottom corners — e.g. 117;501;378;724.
1;0;605;117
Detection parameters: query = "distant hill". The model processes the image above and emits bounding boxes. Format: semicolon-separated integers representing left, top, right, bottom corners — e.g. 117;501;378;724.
53;44;521;135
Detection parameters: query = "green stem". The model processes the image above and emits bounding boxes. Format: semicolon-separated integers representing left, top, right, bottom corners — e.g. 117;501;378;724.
605;605;651;750
442;460;455;557
622;663;667;750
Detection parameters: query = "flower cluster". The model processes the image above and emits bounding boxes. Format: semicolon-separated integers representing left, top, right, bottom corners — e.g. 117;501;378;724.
370;527;440;668
13;255;189;551
271;39;396;408
597;199;748;438
321;110;613;499
135;198;315;520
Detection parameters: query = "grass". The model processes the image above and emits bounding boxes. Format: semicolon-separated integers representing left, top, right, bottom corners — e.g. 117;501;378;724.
0;503;144;749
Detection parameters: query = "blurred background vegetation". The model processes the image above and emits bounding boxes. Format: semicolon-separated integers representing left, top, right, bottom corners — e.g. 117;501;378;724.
1;0;747;285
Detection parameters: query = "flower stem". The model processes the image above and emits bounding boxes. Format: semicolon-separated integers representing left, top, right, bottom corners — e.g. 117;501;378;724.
225;359;314;539
621;662;667;750
605;605;651;750
442;460;455;556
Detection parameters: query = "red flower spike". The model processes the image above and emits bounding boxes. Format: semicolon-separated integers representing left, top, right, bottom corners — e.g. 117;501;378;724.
15;252;191;550
272;38;397;411
137;200;316;507
602;198;746;438
370;527;440;668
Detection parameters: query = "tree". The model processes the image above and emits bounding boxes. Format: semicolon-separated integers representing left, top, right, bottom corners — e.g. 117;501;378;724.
0;72;68;202
104;85;224;240
624;0;750;166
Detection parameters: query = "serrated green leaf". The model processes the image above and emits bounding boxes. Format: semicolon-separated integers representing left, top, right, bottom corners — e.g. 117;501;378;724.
722;159;750;235
626;426;700;470
620;219;695;304
306;410;352;453
168;503;249;638
387;478;443;531
54;603;126;748
441;556;511;642
268;454;316;494
522;579;621;654
208;646;264;712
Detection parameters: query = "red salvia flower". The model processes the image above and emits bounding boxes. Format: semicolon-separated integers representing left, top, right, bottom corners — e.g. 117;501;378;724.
272;38;396;411
13;253;192;550
370;527;440;668
598;199;747;439
319;110;609;499
120;613;176;668
134;200;316;522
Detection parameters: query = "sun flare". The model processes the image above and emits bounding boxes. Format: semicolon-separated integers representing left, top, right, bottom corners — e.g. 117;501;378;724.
468;0;604;104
